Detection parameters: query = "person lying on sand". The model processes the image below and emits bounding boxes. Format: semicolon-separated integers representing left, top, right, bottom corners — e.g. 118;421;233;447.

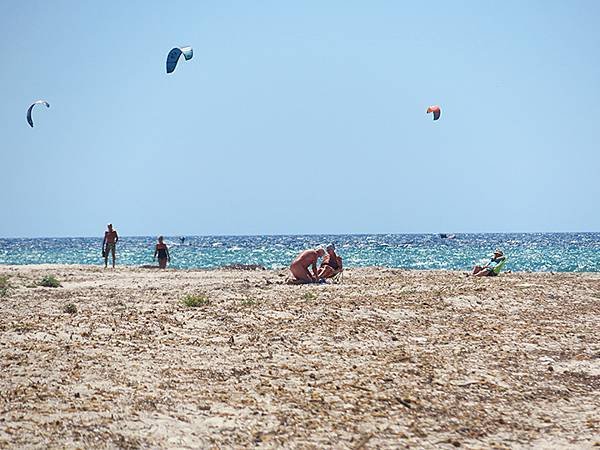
288;248;325;284
317;243;343;280
472;249;507;277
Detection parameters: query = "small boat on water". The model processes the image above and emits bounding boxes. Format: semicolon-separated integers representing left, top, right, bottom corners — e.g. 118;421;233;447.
439;233;456;239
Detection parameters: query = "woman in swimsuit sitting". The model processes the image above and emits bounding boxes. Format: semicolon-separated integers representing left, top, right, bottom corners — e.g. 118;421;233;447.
153;236;171;269
318;243;343;280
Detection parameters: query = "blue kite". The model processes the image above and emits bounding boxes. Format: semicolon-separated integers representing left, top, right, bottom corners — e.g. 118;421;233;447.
27;100;50;128
166;46;193;74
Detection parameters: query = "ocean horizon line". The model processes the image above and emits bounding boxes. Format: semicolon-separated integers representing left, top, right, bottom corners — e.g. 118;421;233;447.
2;230;599;240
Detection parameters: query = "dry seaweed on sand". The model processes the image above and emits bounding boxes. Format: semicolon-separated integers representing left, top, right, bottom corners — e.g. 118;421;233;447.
0;265;598;448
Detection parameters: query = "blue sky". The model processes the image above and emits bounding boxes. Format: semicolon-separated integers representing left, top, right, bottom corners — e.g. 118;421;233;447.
1;1;599;237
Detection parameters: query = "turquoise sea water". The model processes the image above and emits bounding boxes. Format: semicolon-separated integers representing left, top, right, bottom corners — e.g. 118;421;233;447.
0;233;598;272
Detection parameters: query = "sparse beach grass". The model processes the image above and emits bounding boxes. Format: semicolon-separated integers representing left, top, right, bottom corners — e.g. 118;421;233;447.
0;275;11;297
182;293;210;307
62;303;77;314
240;296;257;307
302;291;318;300
39;275;61;288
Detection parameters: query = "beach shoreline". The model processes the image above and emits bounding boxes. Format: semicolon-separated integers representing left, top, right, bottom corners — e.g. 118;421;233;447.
1;262;598;274
1;265;598;448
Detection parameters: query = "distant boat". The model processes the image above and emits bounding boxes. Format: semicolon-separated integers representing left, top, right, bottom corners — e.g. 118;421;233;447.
439;233;456;239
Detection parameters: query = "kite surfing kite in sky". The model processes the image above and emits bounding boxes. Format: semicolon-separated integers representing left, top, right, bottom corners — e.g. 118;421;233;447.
427;105;441;121
166;47;193;74
27;100;50;128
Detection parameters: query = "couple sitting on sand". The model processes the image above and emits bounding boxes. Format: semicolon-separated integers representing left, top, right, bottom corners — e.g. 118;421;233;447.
288;244;343;284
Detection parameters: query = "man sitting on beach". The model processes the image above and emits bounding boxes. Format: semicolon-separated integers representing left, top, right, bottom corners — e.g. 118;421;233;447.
317;243;343;280
472;249;507;277
288;248;325;284
102;223;119;269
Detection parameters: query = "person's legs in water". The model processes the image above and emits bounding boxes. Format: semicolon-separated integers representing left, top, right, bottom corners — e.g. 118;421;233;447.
104;243;114;268
158;257;167;269
110;243;116;268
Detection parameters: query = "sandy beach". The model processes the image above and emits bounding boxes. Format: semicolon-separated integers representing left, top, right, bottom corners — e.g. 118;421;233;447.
0;265;598;449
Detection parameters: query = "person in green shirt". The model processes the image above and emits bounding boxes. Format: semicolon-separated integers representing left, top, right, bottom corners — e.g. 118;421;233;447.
472;249;507;277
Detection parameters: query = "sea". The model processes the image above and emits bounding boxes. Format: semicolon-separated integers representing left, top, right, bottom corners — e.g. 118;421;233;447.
0;233;599;272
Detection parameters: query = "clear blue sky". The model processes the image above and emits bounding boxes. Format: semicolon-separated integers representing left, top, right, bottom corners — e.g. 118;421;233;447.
1;1;599;237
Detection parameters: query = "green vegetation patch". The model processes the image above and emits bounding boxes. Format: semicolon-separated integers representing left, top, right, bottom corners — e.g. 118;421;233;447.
63;303;77;314
241;297;257;307
40;275;61;288
303;291;318;301
182;294;210;308
0;275;11;297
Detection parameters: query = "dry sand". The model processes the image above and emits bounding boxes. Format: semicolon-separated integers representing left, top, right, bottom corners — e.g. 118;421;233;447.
0;265;599;449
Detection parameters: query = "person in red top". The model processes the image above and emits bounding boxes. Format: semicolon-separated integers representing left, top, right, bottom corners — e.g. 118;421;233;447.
153;236;171;269
102;223;119;268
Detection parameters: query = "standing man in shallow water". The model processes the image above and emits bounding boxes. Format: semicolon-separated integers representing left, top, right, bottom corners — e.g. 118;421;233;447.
102;223;119;268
